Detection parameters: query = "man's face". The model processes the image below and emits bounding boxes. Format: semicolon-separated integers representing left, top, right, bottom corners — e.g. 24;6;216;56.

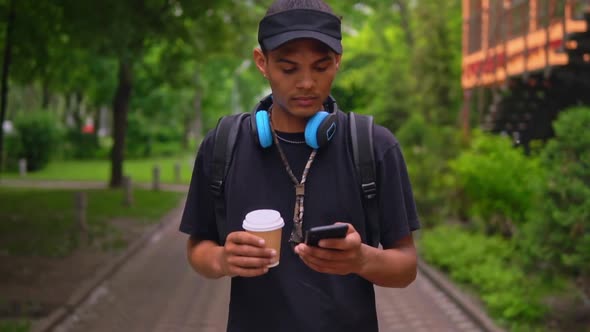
254;38;341;120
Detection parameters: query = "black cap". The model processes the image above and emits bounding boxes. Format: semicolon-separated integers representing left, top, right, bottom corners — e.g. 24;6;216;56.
258;9;342;54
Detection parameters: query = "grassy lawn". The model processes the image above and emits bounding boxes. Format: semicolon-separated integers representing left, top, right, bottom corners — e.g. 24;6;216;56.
0;187;184;257
0;320;30;332
1;156;196;184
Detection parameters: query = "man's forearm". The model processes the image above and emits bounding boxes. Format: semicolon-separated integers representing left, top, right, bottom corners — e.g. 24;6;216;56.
186;237;226;279
357;240;418;288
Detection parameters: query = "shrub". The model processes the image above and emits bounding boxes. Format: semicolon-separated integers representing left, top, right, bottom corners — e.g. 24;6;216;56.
126;112;153;158
396;113;461;226
126;113;185;158
1;132;23;171
63;129;100;159
420;225;548;327
13;112;62;171
522;107;590;286
449;131;545;236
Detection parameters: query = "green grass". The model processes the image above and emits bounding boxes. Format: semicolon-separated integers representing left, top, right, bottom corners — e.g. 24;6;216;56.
0;320;30;332
0;187;184;257
1;156;196;184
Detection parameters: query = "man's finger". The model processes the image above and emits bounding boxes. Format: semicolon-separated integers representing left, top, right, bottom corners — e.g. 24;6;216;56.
228;255;276;268
227;231;266;247
299;244;350;261
229;266;269;278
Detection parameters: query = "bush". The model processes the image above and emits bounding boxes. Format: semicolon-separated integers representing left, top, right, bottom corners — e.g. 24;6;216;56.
63;129;100;159
522;107;590;284
396;113;461;226
1;132;23;172
126;113;185;158
420;225;548;328
0;319;30;332
126;112;153;158
13;112;62;171
449;131;545;236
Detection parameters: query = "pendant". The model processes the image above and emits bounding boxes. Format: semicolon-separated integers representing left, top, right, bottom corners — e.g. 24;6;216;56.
289;220;304;247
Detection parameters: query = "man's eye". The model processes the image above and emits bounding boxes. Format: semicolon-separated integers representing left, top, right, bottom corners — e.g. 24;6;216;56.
282;68;296;74
315;67;328;72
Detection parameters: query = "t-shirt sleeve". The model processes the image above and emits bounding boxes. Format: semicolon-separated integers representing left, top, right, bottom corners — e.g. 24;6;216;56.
376;135;421;249
178;131;220;243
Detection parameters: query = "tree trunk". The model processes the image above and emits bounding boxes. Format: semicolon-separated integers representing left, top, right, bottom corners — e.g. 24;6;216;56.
70;91;84;130
0;0;15;172
109;59;133;188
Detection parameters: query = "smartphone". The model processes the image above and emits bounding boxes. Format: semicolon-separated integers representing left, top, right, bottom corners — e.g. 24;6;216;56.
304;224;348;247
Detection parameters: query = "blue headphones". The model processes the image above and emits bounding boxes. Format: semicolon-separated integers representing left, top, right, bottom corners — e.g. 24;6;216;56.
250;94;339;149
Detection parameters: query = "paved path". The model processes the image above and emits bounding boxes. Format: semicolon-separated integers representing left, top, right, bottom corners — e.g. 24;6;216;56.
50;207;485;332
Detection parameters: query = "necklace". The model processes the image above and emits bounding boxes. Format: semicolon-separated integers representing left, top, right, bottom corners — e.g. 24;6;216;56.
276;135;306;145
269;106;317;246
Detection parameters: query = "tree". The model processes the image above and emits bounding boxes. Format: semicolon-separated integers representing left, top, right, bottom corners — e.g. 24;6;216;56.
0;0;15;171
58;0;261;186
411;0;462;126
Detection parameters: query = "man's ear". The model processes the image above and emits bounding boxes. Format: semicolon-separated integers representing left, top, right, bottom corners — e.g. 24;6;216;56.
335;54;342;70
253;48;268;78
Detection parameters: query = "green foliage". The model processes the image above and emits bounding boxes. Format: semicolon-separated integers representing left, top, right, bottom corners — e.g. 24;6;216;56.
396;113;461;226
522;107;590;280
125;112;153;158
1;133;23;172
420;225;548;327
411;0;462;126
336;5;414;131
126;112;185;158
0;319;30;332
449;131;545;236
12;112;62;171
63;129;100;159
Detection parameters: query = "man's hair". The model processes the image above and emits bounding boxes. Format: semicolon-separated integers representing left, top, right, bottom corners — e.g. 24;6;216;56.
265;0;334;17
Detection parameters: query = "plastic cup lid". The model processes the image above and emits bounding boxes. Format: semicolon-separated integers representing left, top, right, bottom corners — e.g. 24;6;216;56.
243;209;284;232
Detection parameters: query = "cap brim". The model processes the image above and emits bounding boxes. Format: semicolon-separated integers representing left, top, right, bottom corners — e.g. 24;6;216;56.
262;30;342;54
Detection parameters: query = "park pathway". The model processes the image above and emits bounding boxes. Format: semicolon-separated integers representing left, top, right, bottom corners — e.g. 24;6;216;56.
46;205;489;332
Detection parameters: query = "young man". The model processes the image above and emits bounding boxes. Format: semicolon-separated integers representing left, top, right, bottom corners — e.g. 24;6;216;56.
180;1;420;331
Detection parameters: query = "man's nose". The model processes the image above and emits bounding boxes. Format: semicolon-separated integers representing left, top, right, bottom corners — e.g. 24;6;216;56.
295;71;315;90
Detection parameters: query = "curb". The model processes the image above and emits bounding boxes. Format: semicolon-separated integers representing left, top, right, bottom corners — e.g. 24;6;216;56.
418;259;505;332
30;202;184;332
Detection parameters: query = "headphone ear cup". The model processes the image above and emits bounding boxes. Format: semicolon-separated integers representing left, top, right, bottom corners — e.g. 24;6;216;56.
316;113;337;148
255;110;273;148
305;111;331;149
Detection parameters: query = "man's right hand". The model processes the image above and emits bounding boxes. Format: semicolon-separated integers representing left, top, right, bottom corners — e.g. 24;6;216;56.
220;231;277;277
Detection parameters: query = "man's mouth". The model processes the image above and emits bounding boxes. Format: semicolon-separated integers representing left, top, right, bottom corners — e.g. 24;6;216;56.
292;96;318;107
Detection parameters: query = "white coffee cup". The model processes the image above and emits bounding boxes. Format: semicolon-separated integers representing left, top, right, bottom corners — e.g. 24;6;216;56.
242;209;284;268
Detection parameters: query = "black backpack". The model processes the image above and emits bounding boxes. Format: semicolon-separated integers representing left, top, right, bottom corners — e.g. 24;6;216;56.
209;112;380;247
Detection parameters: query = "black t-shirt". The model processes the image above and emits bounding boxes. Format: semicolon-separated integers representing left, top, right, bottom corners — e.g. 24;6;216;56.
179;110;420;332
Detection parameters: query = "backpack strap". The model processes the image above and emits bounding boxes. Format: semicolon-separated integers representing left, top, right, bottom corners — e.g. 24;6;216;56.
349;112;379;247
210;113;249;245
